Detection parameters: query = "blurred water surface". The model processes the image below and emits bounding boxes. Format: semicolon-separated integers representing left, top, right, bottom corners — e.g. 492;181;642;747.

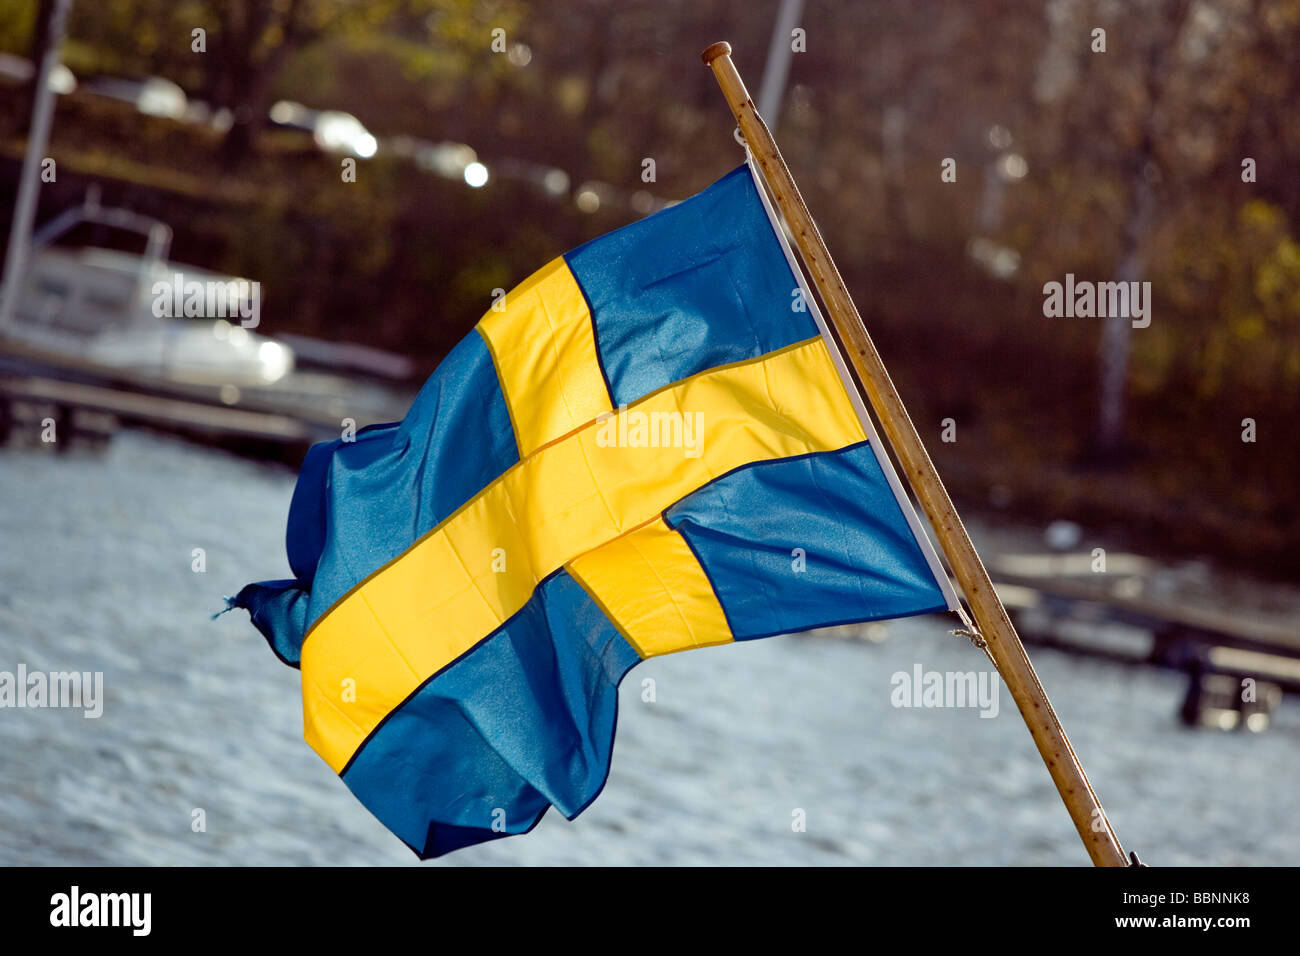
0;433;1295;866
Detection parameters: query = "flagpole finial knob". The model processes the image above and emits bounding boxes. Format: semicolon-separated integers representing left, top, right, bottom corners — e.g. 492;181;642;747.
701;41;732;66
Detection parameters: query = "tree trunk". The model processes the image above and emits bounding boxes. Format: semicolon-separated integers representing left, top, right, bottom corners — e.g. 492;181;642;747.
1096;163;1155;458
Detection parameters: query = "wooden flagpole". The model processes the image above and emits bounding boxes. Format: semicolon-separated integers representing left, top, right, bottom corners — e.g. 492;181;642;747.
702;41;1129;866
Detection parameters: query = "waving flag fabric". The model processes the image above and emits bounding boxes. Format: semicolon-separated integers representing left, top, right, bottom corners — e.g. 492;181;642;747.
234;164;957;858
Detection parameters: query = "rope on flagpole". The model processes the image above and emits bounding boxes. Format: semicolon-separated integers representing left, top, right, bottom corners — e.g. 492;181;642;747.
950;601;996;667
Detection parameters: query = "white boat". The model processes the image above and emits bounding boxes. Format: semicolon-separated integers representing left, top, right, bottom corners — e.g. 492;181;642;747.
0;189;293;386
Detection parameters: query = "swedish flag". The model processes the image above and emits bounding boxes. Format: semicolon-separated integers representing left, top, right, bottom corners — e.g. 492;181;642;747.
234;164;956;858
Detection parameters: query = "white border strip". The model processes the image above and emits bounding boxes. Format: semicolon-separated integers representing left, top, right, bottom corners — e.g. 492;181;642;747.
745;157;963;613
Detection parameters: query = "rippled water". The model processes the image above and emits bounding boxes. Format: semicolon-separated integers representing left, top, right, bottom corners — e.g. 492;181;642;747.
0;432;1295;866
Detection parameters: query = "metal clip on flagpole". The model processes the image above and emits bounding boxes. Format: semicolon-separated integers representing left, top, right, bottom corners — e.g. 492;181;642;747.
702;41;1130;866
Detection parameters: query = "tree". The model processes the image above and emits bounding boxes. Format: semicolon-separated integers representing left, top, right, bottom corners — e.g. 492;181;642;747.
210;0;320;163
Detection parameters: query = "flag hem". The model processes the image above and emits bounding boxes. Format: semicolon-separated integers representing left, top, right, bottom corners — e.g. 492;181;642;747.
743;157;964;614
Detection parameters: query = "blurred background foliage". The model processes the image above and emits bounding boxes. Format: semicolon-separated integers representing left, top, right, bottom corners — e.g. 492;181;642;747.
0;0;1297;575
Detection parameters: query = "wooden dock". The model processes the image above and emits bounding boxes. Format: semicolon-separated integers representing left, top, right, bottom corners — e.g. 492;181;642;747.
0;374;310;443
0;338;410;459
992;558;1299;731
